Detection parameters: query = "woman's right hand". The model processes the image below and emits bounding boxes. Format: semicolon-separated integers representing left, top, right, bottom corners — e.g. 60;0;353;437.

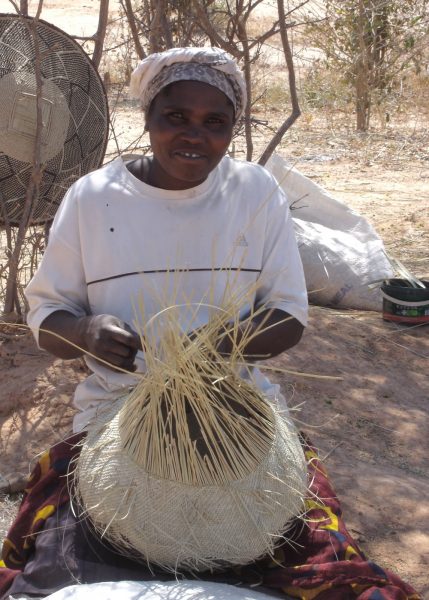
79;314;142;371
38;311;142;372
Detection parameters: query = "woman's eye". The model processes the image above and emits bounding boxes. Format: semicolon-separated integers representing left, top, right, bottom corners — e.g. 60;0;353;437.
206;117;224;125
167;112;185;120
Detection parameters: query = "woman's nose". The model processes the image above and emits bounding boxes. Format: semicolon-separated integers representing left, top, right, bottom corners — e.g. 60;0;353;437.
181;125;203;141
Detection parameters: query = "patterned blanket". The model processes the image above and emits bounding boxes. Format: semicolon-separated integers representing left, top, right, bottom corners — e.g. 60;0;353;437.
0;433;421;600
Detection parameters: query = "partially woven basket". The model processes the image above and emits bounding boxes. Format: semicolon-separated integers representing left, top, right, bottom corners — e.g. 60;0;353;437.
74;304;308;572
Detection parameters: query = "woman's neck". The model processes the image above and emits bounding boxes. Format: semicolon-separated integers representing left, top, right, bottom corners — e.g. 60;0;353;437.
126;156;151;184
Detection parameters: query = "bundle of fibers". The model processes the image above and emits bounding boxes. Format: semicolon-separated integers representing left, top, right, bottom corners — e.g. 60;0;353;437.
74;303;308;572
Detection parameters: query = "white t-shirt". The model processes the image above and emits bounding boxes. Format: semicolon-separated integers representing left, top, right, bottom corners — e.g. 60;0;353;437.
26;156;308;432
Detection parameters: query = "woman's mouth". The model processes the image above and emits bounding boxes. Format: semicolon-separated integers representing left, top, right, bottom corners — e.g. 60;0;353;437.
174;150;206;160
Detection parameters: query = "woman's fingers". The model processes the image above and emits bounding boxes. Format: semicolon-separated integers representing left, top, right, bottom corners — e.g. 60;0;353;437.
101;349;138;372
84;315;142;371
121;321;143;351
108;324;140;352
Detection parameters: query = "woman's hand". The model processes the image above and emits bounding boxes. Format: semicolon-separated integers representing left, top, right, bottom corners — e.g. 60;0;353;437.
38;311;142;372
77;314;142;371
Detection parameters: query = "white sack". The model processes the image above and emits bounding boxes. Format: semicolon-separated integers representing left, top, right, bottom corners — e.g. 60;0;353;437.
44;580;282;600
266;154;393;310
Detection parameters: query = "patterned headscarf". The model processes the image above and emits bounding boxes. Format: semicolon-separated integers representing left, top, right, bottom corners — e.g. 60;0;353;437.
129;47;247;122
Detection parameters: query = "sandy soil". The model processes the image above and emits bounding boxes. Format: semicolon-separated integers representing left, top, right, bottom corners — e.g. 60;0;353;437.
0;0;428;597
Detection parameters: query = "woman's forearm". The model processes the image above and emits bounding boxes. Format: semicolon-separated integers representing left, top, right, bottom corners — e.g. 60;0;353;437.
38;311;89;359
219;308;304;360
38;311;142;372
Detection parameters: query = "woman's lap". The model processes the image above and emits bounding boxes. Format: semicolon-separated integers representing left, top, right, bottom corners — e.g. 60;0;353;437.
0;434;421;600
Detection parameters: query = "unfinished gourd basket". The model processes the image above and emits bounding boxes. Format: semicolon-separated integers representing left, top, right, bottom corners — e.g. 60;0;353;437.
74;304;308;572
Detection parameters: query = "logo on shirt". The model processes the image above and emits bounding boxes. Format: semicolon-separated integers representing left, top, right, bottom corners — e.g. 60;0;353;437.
235;233;248;247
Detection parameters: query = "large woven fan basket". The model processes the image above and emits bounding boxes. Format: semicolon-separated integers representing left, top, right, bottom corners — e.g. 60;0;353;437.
0;14;109;226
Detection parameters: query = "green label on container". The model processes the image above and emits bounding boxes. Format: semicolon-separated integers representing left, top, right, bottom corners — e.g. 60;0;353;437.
383;299;429;318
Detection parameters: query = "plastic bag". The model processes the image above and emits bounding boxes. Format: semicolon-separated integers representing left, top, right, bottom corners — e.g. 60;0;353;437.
266;154;393;310
44;580;280;600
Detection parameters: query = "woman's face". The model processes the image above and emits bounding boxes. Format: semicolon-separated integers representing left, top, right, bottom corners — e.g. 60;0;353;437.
146;80;235;190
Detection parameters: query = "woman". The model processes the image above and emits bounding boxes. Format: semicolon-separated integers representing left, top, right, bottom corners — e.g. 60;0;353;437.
0;48;420;600
23;46;307;435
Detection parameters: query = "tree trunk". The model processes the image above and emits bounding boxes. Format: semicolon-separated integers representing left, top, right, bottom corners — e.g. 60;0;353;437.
2;224;19;317
258;0;301;165
92;0;110;69
149;0;165;53
122;0;146;59
372;1;389;90
355;0;371;131
355;66;371;131
237;20;253;162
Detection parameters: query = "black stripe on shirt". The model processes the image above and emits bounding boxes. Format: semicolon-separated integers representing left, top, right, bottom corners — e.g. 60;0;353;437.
87;267;261;286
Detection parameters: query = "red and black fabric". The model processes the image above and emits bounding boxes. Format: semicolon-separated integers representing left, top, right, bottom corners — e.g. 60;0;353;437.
0;433;422;600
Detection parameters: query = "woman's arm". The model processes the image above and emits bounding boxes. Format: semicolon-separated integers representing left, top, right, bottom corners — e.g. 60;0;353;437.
39;310;141;372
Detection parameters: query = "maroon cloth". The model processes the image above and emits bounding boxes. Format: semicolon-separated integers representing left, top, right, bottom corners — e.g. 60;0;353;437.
0;433;422;600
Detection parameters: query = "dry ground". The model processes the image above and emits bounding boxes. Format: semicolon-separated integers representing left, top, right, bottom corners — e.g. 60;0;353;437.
0;0;428;597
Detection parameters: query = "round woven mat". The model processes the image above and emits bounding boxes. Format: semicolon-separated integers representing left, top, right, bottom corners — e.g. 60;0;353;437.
0;14;109;226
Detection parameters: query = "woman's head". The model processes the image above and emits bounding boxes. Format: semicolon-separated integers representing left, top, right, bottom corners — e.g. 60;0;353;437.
130;47;247;122
144;79;234;190
129;48;246;190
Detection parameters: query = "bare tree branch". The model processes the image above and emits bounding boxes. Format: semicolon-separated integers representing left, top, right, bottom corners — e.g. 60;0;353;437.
191;0;240;57
248;22;280;50
258;0;301;165
8;0;20;14
121;0;146;59
237;18;254;160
